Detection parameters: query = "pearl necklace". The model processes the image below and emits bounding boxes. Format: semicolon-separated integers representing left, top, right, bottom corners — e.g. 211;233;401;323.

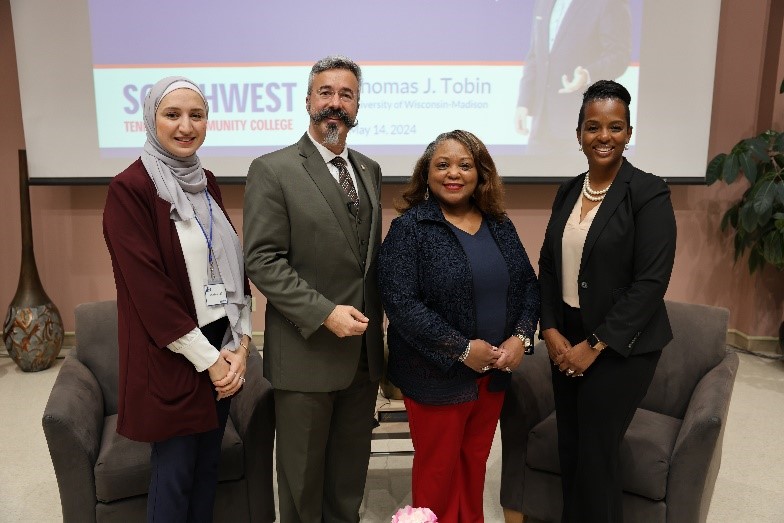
582;174;611;202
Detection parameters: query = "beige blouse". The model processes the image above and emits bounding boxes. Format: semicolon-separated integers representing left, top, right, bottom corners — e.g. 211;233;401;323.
562;197;602;308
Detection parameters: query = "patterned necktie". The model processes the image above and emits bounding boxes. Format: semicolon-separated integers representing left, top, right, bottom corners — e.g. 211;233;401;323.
330;156;359;209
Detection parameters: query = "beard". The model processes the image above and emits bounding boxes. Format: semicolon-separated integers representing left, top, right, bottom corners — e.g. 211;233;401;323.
308;107;358;147
324;122;340;146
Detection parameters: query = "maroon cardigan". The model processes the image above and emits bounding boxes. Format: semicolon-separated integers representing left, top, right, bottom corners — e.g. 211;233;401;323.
103;158;246;442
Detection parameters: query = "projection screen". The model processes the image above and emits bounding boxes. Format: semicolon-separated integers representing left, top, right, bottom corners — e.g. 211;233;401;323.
11;0;720;183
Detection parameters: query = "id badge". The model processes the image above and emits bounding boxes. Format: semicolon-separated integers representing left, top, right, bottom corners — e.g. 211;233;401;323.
204;283;228;306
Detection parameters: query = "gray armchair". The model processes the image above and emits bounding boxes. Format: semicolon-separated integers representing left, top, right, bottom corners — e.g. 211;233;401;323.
500;301;738;523
42;300;276;522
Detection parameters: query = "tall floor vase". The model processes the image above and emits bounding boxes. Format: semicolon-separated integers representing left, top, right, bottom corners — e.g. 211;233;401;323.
3;150;63;372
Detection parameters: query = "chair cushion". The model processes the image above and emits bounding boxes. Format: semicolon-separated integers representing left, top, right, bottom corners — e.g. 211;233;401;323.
640;301;730;419
526;408;682;501
94;414;245;503
74;301;120;416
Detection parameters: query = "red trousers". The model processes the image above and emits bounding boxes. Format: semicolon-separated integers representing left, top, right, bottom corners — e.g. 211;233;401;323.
404;375;505;523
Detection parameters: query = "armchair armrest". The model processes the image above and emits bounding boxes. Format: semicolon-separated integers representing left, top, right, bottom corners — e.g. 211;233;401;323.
42;354;105;523
500;341;556;510
229;346;276;522
668;351;739;523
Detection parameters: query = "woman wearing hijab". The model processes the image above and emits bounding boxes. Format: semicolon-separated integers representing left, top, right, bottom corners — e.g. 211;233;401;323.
103;76;253;522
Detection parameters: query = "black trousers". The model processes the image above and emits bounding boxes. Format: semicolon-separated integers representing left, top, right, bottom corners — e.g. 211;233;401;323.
147;317;231;523
552;304;660;523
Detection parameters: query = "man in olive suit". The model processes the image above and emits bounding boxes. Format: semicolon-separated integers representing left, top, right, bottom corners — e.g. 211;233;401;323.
243;56;383;523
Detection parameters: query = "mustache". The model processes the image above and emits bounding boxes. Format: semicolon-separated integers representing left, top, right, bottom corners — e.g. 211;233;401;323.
310;108;358;128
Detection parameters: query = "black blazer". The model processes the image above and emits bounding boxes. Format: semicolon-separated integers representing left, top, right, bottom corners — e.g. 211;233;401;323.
539;159;677;357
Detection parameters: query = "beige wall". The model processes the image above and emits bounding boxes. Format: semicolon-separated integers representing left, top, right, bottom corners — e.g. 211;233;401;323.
1;0;782;337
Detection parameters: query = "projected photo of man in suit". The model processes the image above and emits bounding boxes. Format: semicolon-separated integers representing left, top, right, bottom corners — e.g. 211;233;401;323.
515;0;633;154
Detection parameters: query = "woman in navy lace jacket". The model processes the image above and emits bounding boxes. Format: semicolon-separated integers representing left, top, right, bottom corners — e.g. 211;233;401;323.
378;130;540;522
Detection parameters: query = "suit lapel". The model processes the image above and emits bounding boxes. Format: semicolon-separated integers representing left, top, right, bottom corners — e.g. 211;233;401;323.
580;159;634;269
550;0;584;54
538;0;556;45
553;178;582;287
297;135;363;265
348;150;379;275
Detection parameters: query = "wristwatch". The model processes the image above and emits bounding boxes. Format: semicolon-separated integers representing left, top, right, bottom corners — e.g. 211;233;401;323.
587;333;607;352
515;333;534;355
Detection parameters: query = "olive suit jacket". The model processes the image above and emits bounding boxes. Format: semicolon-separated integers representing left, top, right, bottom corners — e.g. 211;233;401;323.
243;133;384;392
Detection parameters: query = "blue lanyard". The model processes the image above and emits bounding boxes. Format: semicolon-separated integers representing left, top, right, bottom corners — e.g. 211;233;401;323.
192;189;214;266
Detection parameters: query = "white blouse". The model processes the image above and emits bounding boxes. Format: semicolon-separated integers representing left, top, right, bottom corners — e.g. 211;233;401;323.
166;218;252;372
561;196;601;308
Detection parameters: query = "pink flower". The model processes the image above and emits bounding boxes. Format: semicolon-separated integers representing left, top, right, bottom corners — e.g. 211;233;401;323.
391;505;438;523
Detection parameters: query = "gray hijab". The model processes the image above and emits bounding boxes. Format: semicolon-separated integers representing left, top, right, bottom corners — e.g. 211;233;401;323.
142;76;247;351
142;76;208;218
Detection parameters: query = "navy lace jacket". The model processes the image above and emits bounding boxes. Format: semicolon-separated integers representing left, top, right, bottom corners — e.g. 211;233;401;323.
378;199;540;405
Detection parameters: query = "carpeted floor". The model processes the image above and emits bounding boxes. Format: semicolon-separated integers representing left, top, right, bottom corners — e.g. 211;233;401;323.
1;350;782;522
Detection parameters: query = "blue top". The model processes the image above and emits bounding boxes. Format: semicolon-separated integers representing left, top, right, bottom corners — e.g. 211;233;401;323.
378;198;540;406
448;220;509;347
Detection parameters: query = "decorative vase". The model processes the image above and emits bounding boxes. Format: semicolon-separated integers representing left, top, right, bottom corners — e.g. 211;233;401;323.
3;150;63;372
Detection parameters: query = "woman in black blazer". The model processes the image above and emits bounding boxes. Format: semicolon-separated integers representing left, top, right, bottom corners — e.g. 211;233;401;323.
539;80;676;523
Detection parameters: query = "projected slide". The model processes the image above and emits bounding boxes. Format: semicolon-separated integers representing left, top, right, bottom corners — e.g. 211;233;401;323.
88;0;642;160
15;0;718;182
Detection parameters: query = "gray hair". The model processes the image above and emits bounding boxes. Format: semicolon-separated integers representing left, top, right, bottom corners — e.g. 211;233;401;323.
307;55;362;99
